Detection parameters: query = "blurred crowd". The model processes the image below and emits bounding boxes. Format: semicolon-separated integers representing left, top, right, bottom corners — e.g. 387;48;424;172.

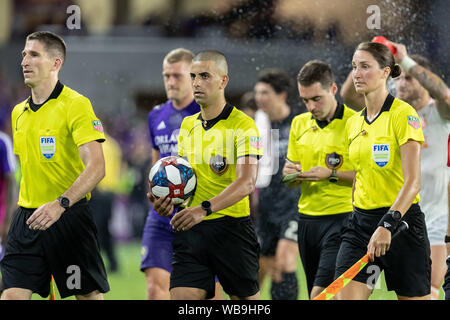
0;0;434;45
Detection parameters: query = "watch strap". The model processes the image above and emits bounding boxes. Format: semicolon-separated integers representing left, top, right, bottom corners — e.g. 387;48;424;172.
329;169;338;183
201;201;212;216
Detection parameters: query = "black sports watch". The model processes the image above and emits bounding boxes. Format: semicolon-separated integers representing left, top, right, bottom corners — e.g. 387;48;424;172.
329;169;339;183
445;235;450;243
57;196;70;210
201;201;212;216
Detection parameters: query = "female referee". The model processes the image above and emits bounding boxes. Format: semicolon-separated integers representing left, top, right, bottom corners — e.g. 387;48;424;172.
335;42;431;300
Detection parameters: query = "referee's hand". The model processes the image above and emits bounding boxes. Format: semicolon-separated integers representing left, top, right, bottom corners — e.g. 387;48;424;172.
147;191;174;217
367;226;392;262
170;206;206;232
26;200;65;231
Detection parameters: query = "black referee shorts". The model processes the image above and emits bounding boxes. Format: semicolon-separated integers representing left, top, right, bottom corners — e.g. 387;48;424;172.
0;200;110;298
297;212;349;293
444;257;450;300
335;204;431;297
170;216;260;299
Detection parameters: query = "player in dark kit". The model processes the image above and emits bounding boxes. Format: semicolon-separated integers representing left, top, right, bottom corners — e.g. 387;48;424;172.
253;69;300;300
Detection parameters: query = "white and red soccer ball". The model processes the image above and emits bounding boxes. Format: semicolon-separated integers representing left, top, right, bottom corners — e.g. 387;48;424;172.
148;156;196;205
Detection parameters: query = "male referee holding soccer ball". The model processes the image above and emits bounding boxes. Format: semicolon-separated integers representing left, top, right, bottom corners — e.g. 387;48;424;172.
150;50;262;300
0;31;109;300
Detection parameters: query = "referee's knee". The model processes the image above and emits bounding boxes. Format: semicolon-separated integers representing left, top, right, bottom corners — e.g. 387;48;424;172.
0;288;33;300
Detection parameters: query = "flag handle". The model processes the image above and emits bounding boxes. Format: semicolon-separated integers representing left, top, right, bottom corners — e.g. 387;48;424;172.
314;221;409;300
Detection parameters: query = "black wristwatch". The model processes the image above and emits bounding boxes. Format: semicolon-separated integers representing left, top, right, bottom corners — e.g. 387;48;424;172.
201;201;212;216
329;169;339;183
445;235;450;243
57;196;70;210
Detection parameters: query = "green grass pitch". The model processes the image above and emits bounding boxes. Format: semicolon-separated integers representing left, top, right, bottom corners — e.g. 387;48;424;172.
31;241;443;300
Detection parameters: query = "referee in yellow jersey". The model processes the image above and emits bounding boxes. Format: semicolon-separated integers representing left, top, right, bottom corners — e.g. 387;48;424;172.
283;60;356;299
149;50;262;300
335;42;431;300
0;31;109;300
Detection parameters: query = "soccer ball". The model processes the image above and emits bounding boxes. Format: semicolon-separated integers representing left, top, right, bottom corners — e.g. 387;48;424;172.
148;156;196;205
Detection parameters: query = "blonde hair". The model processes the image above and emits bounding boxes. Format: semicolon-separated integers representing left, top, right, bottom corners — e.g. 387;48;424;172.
163;48;194;64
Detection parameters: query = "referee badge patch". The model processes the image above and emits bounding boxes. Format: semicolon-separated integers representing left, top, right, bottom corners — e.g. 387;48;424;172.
209;155;228;175
407;115;421;129
93;120;104;133
372;144;390;167
40;136;56;159
325;152;343;169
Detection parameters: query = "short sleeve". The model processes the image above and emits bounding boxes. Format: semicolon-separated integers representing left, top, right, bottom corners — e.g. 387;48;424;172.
177;119;187;158
286;117;300;162
393;104;425;146
0;138;13;174
235;118;263;159
147;110;158;150
68;96;106;147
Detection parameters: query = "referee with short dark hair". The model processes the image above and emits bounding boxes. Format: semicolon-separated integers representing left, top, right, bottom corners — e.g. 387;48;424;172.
0;31;109;300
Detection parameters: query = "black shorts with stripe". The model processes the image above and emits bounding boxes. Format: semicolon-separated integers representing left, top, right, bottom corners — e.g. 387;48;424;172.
335;204;431;297
0;200;110;298
170;216;260;299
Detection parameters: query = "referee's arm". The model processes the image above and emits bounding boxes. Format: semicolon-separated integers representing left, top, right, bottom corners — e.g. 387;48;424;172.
170;156;258;231
26;140;105;230
208;155;259;213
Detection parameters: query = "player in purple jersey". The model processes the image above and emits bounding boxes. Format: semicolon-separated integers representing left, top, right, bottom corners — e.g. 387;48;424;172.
141;48;223;300
0;131;17;294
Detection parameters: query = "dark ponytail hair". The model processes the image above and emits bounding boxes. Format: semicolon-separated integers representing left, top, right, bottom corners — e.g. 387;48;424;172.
356;42;401;78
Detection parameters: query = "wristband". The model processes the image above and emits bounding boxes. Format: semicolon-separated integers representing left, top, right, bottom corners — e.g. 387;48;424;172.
377;210;401;233
399;56;417;72
445;235;450;243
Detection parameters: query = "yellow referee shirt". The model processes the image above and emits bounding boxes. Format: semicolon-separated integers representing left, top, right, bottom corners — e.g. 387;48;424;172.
12;82;105;208
287;103;355;216
178;104;262;220
345;94;424;210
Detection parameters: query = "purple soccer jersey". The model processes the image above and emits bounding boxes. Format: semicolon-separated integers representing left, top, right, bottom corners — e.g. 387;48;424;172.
148;100;200;159
0;132;15;226
147;99;200;221
141;100;199;272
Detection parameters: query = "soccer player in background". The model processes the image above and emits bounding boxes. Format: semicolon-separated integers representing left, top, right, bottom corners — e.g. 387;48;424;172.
140;48;223;300
0;130;17;295
336;42;430;300
149;50;262;300
341;40;450;299
283;60;356;299
253;68;300;300
0;31;109;300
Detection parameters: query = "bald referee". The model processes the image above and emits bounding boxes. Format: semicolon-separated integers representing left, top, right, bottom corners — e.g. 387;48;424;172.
149;50;262;300
0;31;109;300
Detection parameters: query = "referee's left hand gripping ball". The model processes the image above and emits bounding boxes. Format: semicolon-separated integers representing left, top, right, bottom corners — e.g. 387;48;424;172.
26;200;65;231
